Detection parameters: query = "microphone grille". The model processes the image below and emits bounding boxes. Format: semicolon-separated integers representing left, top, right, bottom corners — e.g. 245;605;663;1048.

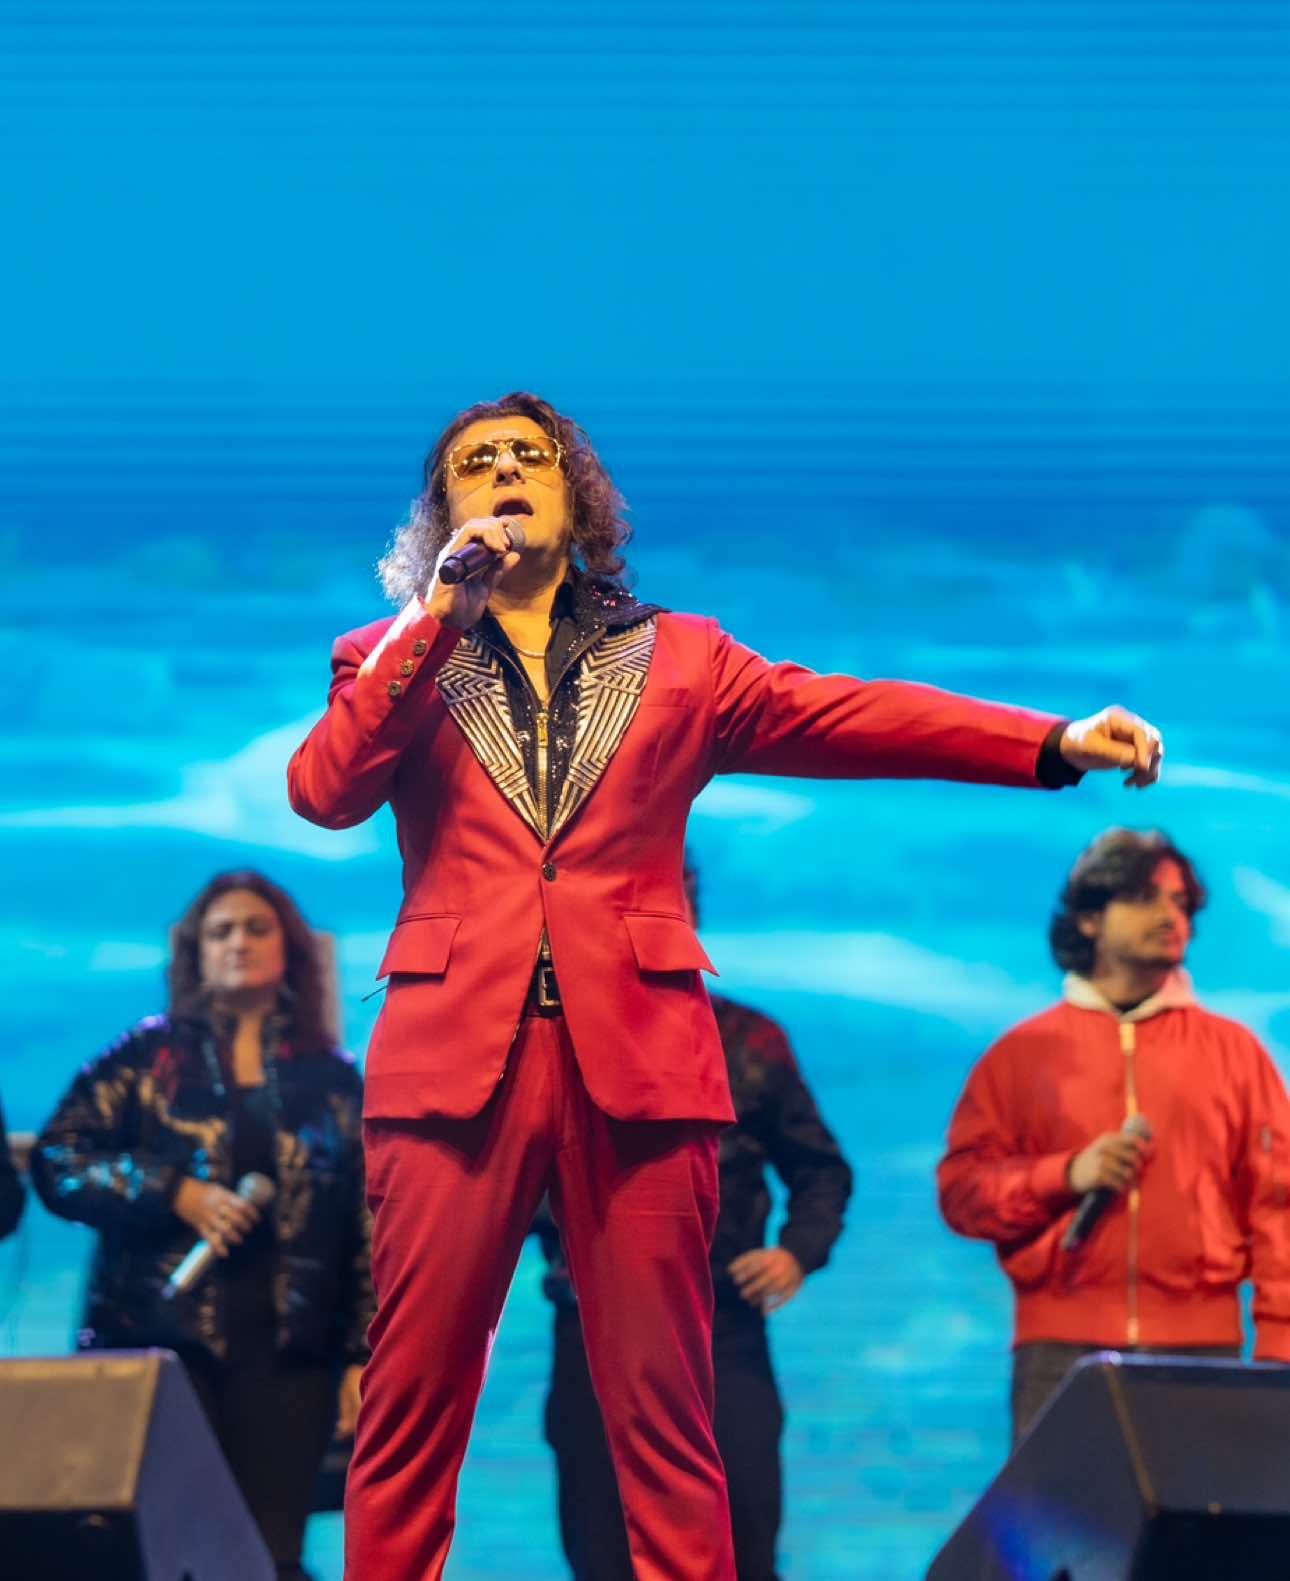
504;521;527;552
236;1171;276;1207
1124;1114;1153;1142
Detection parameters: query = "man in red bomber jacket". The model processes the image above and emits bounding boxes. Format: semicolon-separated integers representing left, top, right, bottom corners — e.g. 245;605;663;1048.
288;392;1164;1581
939;828;1290;1445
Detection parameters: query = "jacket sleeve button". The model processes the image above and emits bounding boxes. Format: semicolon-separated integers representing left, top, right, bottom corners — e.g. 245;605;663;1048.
387;680;403;699
400;660;415;677
412;639;428;656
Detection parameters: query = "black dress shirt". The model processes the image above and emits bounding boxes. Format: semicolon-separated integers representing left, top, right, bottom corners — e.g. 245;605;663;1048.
475;569;659;832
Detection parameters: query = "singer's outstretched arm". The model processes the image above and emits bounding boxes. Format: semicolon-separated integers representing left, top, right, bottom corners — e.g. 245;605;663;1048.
703;620;1161;789
30;1023;187;1235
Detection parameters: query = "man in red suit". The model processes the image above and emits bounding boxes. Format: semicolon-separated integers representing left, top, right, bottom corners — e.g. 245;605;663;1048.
288;391;1164;1581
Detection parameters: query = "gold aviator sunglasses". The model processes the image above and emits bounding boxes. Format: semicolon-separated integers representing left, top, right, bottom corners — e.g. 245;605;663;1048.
446;434;565;480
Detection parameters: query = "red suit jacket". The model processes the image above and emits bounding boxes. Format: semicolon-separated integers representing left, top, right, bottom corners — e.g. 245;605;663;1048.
288;599;1061;1124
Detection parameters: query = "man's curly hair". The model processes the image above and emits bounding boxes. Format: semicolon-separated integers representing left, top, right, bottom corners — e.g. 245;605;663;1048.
1048;828;1206;976
378;392;632;605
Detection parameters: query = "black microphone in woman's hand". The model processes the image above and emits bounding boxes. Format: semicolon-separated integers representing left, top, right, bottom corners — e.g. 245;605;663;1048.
438;521;527;585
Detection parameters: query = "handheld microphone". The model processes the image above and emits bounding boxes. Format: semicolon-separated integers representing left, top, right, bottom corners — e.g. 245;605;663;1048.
438;520;527;585
162;1172;275;1299
1061;1114;1152;1253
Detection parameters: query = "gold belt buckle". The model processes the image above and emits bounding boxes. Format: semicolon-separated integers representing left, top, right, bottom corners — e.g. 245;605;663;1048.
535;962;561;1009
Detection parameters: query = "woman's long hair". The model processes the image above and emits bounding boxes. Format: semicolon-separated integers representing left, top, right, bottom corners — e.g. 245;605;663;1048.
168;870;335;1050
378;391;632;605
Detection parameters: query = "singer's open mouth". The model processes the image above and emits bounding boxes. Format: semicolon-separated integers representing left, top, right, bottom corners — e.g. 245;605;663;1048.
493;496;534;517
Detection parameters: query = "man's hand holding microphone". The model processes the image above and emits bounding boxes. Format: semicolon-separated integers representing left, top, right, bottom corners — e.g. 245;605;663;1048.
424;518;527;631
1061;1115;1153;1253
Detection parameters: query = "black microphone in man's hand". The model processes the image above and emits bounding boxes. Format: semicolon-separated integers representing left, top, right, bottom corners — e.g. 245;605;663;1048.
162;1172;275;1299
438;521;527;585
1061;1114;1152;1253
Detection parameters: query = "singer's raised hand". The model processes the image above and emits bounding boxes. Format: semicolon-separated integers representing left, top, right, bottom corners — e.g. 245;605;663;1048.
172;1178;261;1257
423;517;524;631
1060;706;1164;788
1067;1131;1150;1196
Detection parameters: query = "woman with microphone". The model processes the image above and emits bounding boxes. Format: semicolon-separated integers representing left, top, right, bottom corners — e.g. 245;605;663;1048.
31;870;372;1581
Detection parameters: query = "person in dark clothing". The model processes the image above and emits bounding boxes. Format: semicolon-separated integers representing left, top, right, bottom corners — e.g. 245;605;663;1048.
536;862;853;1581
0;1097;24;1240
31;871;373;1581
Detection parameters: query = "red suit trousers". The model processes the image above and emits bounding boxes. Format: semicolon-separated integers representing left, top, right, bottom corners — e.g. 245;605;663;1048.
345;1014;737;1581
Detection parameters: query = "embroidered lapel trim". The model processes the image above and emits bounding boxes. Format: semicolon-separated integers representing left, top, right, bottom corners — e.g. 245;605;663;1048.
436;634;544;839
436;618;659;844
550;617;657;841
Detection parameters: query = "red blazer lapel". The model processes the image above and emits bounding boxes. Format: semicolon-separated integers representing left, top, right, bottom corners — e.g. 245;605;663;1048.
550;618;657;840
435;632;544;840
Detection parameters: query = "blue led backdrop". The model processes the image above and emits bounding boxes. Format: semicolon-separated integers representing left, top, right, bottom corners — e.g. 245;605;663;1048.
3;5;1289;1577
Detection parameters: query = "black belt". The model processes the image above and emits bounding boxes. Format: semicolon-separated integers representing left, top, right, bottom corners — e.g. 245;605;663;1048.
524;957;563;1016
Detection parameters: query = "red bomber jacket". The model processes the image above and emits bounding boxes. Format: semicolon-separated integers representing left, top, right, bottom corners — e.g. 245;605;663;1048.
938;971;1290;1360
289;598;1063;1124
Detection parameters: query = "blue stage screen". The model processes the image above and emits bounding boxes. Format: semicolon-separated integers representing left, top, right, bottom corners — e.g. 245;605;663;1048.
3;6;1288;1576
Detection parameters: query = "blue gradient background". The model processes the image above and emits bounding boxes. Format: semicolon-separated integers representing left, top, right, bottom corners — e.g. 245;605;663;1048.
3;5;1289;1577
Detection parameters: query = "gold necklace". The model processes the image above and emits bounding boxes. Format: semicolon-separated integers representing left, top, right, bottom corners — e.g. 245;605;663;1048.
511;641;547;659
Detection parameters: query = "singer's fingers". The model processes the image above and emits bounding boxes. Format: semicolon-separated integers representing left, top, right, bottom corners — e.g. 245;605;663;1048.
1112;712;1164;787
446;517;521;557
480;551;521;596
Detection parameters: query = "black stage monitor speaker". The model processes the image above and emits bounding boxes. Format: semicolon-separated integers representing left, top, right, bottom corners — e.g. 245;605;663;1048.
927;1354;1290;1581
0;1349;275;1581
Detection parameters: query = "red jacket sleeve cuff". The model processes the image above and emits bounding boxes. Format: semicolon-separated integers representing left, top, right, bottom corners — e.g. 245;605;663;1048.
1026;1150;1080;1210
354;601;459;699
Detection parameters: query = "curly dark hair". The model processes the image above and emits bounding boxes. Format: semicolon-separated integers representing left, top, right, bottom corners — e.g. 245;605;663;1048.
1049;829;1207;975
168;870;336;1051
377;391;633;604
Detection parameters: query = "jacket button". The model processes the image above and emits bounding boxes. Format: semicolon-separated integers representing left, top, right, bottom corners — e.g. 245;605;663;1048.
542;862;557;882
387;680;403;699
399;659;415;677
412;639;428;656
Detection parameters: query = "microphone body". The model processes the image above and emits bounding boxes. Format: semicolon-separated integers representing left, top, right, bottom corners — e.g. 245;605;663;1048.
438;520;527;585
1061;1114;1152;1253
162;1172;276;1299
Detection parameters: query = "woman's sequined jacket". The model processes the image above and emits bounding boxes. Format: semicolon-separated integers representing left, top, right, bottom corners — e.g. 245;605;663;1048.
31;1014;374;1366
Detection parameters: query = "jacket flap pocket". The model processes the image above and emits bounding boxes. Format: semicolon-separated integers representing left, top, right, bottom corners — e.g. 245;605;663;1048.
623;912;717;975
377;914;462;979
